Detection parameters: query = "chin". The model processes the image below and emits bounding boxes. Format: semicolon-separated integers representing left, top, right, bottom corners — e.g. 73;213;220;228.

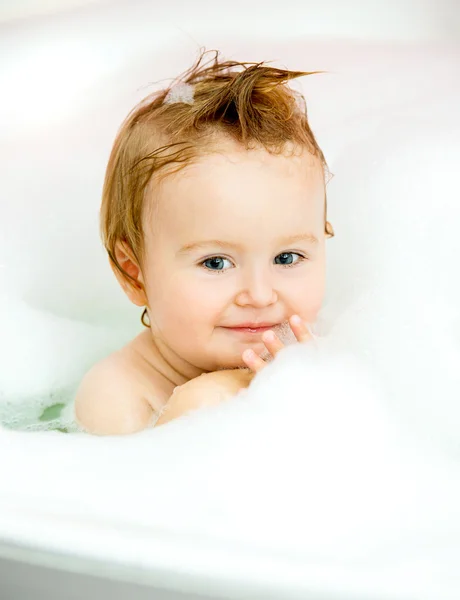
214;359;246;371
211;352;248;371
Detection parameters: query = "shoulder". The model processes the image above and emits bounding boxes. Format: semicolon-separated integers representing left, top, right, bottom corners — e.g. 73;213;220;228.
74;352;156;435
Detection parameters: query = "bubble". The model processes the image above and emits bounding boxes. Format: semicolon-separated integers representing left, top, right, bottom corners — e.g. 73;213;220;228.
258;320;299;362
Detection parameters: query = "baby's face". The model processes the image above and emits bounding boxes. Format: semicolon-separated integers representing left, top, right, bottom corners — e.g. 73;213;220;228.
141;138;327;371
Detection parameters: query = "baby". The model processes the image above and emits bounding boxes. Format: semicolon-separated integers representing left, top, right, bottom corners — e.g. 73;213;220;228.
75;49;334;435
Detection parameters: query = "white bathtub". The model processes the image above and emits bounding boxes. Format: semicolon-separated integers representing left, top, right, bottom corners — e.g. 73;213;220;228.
1;1;460;599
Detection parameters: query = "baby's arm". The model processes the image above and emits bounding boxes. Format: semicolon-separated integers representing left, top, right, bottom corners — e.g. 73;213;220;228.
154;368;254;427
75;357;253;433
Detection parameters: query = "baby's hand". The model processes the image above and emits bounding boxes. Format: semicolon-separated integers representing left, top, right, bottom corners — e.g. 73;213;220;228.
241;315;312;373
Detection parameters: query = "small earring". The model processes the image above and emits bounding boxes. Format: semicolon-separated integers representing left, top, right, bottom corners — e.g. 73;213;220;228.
325;221;335;238
141;308;151;328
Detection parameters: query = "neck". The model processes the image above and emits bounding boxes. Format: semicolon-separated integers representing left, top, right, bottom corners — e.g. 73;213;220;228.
135;329;206;388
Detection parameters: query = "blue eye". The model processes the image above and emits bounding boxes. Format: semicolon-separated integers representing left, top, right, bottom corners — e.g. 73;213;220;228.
274;252;304;266
200;252;306;273
201;257;232;272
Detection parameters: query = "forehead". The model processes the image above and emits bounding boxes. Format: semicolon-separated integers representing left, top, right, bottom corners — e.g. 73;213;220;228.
149;143;325;241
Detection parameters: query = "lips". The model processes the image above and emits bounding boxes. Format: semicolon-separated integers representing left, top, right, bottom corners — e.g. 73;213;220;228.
224;323;278;334
228;322;277;328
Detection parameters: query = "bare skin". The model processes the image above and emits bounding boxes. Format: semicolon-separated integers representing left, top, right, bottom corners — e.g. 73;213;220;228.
75;315;311;433
75;329;256;435
154;367;255;427
154;315;312;426
75;138;329;435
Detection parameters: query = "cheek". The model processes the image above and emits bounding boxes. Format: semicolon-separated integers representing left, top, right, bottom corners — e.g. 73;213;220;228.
148;273;227;330
291;264;326;317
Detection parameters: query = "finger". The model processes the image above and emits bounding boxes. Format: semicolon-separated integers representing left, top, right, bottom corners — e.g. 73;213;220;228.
289;315;313;343
262;329;284;357
242;349;267;373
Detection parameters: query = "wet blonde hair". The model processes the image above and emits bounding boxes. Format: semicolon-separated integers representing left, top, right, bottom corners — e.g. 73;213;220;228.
100;48;335;296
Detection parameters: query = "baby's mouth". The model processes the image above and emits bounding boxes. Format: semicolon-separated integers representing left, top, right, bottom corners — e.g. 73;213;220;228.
223;321;298;344
225;325;276;334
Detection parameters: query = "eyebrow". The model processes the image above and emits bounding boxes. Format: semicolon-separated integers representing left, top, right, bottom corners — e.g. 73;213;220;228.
176;233;319;255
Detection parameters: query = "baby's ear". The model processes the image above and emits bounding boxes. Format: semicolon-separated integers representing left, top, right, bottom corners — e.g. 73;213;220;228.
110;241;147;307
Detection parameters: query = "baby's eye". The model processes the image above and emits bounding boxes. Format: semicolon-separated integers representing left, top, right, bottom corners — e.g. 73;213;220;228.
274;252;304;266
201;256;233;272
200;252;306;273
